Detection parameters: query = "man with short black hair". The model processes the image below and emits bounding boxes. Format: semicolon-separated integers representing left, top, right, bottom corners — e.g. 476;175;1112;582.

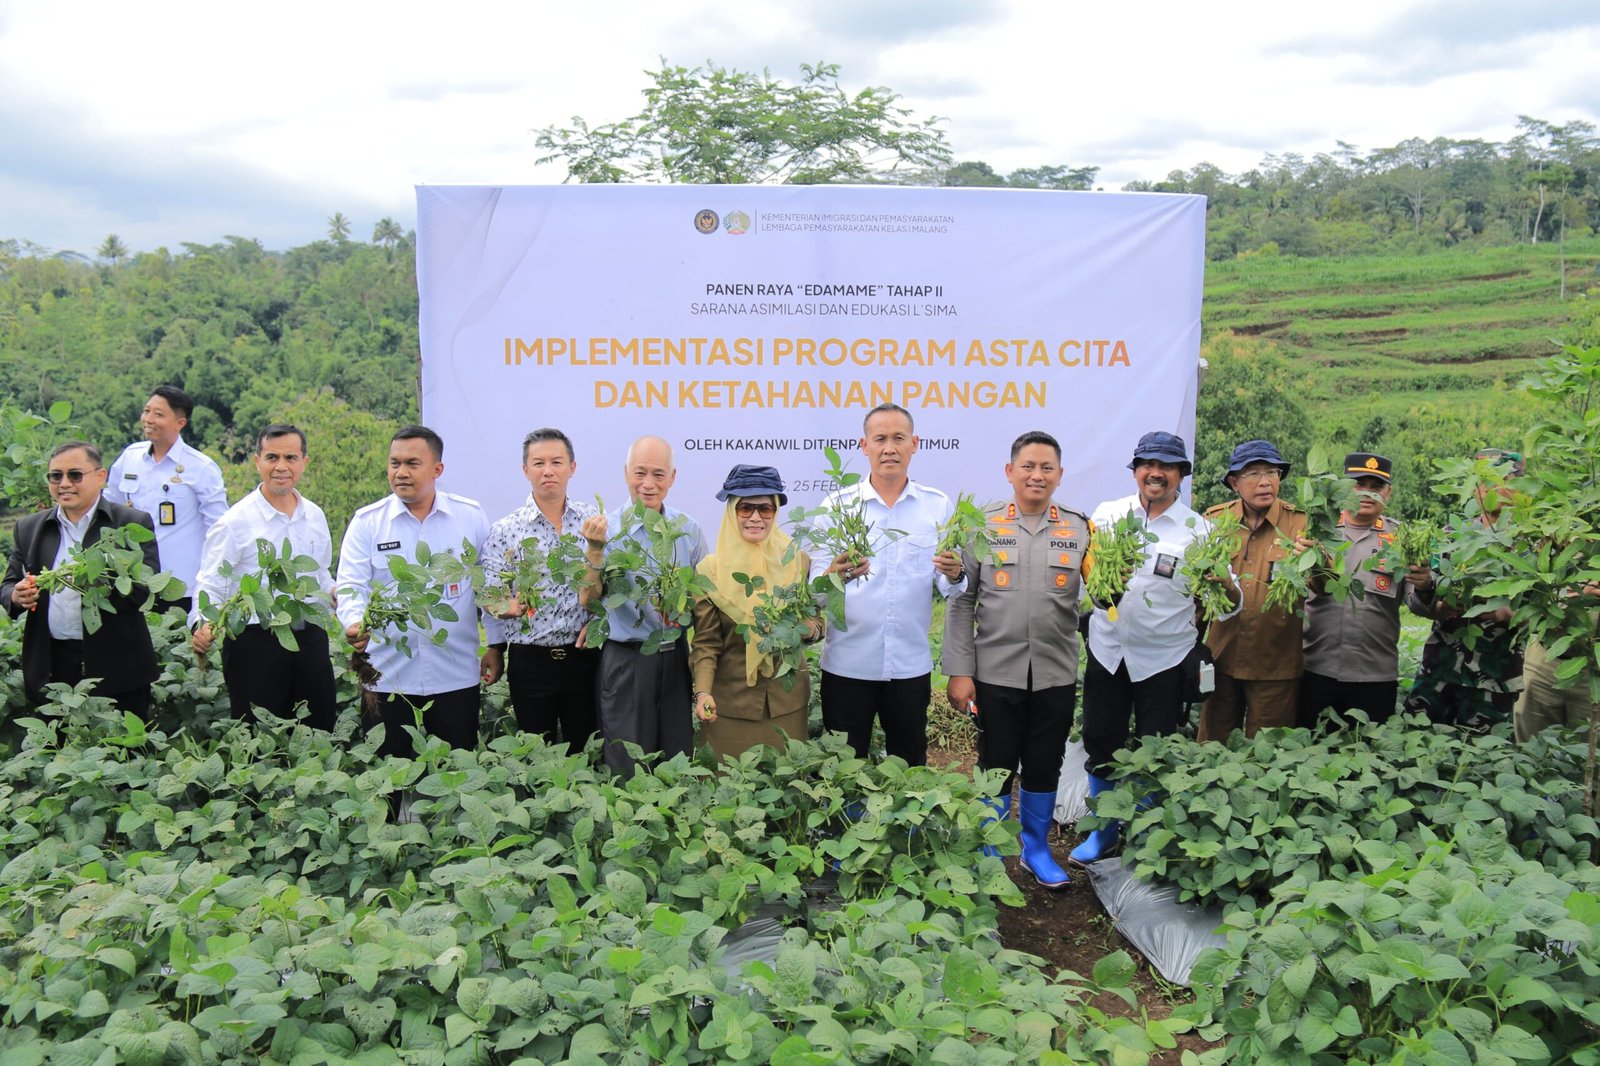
338;426;493;755
3;441;162;716
191;424;337;729
106;385;228;610
482;427;600;749
1299;452;1437;727
811;403;966;765
944;430;1092;890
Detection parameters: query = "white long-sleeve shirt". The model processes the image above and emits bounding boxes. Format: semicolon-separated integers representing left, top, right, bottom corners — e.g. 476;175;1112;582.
1086;494;1239;682
190;487;333;628
335;492;490;695
809;478;966;680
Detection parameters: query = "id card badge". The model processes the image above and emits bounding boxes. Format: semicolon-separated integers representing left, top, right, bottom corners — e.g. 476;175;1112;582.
158;501;176;526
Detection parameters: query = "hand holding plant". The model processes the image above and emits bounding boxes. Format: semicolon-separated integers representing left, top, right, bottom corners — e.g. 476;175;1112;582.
1085;510;1155;620
1181;510;1241;622
587;503;716;652
33;523;186;633
195;537;331;655
1263;448;1362;615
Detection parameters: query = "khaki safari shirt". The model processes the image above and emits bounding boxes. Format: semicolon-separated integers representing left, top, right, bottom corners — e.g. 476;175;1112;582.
1304;514;1438;683
1203;498;1307;681
942;499;1094;690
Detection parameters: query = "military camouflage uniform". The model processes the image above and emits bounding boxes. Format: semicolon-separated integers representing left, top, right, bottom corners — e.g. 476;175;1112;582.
1405;616;1523;728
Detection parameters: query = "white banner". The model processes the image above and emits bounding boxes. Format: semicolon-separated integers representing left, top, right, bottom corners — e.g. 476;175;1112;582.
416;185;1205;533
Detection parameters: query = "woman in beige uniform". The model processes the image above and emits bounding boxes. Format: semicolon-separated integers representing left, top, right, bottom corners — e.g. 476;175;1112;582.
690;465;821;759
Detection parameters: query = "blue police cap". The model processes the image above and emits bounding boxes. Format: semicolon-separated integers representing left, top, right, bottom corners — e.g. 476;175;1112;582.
1128;431;1192;476
1222;440;1290;486
716;464;788;505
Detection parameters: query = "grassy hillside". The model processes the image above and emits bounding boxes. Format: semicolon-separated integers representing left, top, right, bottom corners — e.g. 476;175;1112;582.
1196;239;1599;517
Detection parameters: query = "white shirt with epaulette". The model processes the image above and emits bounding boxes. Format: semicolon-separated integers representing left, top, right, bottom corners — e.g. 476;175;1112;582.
336;492;491;695
106;435;228;589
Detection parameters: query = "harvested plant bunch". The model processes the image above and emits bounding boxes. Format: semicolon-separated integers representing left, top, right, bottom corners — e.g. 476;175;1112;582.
1369;516;1440;579
732;572;828;690
197;537;330;653
936;492;995;563
588;503;716;652
1263;449;1362;615
477;532;589;625
33;522;186;633
1180;510;1241;622
345;541;470;717
785;447;903;579
1084;510;1155;620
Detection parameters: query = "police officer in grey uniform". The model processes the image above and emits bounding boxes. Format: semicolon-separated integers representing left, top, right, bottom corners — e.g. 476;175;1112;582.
943;430;1092;890
106;385;228;610
1299;452;1437;727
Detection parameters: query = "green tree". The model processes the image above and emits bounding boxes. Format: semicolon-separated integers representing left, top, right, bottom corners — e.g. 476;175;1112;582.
96;234;129;267
1193;333;1313;511
372;217;405;250
327;212;353;243
533;60;950;184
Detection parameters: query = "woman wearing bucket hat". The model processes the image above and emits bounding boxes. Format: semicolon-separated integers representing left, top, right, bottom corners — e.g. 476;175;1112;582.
689;464;823;759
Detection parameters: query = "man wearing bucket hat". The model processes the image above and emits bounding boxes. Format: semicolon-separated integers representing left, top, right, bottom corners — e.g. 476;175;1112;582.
1071;431;1239;864
1197;439;1311;739
1298;452;1438;728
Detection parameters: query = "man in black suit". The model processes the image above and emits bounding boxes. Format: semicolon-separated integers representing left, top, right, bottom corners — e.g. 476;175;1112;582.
2;441;162;717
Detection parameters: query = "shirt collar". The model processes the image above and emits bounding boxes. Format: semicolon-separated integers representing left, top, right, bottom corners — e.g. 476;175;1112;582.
860;476;925;506
251;484;304;521
386;491;453;522
55;501;100;537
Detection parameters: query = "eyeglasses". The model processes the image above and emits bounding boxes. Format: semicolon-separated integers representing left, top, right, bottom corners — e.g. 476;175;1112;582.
735;502;777;518
46;469;96;485
1236;468;1281;483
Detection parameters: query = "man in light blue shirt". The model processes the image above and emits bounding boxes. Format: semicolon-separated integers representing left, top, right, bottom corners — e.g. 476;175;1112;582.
579;436;708;775
810;403;966;765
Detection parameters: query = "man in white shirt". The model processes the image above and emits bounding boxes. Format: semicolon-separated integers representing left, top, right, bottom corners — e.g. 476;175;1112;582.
105;385;229;610
191;424;337;730
481;428;599;750
811;403;966;766
337;426;493;756
1072;431;1239;864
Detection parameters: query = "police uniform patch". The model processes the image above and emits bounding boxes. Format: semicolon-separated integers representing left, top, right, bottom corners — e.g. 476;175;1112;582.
1374;573;1393;592
994;570;1011;588
1054;573;1068;588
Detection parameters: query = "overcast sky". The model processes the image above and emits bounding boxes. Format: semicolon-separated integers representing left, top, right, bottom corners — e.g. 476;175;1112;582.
3;0;1596;256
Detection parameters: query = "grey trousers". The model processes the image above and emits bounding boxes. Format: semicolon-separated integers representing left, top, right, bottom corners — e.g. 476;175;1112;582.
597;639;694;776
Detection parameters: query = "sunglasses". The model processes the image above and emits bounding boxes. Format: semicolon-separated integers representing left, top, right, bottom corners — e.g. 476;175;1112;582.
735;502;777;518
46;469;97;485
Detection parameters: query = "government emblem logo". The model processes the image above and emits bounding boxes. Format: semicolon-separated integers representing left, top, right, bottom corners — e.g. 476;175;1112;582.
723;210;751;235
694;209;720;234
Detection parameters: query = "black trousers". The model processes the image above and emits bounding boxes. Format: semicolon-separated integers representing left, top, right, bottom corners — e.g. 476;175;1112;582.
974;673;1076;795
820;670;930;766
597;641;693;776
507;642;599;751
1298;671;1399;729
1081;653;1185;778
371;685;481;757
38;637;151;719
220;624;336;730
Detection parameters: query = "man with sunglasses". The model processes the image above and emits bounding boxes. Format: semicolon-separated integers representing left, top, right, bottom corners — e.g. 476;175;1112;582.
1197;439;1311;739
3;441;162;716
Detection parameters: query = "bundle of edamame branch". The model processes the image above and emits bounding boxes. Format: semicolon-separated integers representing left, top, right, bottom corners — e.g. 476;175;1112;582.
1180;510;1242;621
1085;511;1155;620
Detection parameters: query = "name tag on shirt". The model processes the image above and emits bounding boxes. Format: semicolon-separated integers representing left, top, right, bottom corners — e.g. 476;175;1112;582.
1152;552;1178;579
377;541;401;551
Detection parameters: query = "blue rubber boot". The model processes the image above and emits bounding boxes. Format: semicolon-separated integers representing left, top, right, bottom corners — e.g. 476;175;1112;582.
1069;774;1121;866
1017;790;1070;889
979;794;1012;858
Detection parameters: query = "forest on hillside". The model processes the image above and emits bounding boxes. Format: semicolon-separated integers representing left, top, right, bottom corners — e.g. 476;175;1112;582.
2;113;1598;535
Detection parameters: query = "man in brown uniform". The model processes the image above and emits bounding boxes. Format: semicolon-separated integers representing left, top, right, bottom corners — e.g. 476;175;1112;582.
1198;440;1308;739
1299;452;1437;727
